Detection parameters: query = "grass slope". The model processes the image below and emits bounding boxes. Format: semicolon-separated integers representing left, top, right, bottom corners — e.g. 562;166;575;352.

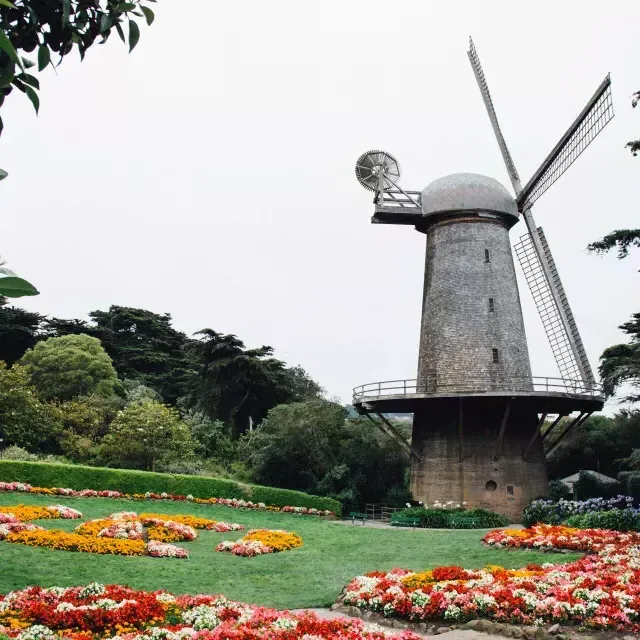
0;493;580;609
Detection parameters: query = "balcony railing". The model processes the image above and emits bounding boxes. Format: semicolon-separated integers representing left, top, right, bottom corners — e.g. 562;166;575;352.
353;377;604;403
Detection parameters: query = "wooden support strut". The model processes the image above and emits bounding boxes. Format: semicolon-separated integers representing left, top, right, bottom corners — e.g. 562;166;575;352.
362;412;423;463
546;411;592;458
522;412;547;461
493;401;512;462
540;414;565;442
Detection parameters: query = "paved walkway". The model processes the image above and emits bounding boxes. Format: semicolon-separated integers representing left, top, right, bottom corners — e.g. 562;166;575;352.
330;519;523;531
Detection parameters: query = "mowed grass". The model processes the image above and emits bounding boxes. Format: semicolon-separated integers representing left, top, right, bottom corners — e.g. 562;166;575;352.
0;493;580;609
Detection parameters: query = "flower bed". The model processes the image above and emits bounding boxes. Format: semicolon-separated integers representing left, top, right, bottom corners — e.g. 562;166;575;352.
483;524;640;552
0;481;334;517
138;513;244;532
0;583;418;640
340;525;640;631
4;511;189;558
0;505;83;521
216;528;303;556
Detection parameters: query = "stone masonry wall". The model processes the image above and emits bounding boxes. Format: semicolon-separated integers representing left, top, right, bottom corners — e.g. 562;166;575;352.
417;217;532;392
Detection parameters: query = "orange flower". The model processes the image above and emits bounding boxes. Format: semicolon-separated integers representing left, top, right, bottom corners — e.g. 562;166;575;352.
243;529;303;552
7;529;146;555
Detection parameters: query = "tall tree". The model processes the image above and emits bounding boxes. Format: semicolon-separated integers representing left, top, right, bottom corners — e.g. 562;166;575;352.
0;297;44;364
588;230;640;401
0;0;157;135
47;306;196;404
186;329;321;436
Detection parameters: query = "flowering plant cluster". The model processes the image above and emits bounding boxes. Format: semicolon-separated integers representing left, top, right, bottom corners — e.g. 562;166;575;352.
523;495;634;526
0;583;419;640
0;505;83;522
341;525;640;630
0;482;335;517
143;519;198;543
215;528;303;557
483;524;640;552
2;511;189;558
76;519;144;541
138;513;244;533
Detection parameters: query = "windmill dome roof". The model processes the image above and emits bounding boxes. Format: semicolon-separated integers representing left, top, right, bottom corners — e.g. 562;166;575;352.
421;173;518;219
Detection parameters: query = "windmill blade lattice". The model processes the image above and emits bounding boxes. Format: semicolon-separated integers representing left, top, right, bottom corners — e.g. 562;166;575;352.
517;75;614;211
355;151;401;192
467;37;521;190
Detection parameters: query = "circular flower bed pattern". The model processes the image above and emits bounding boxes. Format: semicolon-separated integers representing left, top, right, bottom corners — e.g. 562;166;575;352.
341;524;640;631
0;509;246;560
216;529;303;557
0;583;418;640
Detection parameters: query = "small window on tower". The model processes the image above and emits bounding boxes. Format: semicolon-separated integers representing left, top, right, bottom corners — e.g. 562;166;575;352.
488;298;495;312
484;249;491;263
492;348;499;363
506;485;514;496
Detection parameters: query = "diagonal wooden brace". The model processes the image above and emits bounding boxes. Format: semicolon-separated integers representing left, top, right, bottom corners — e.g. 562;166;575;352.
362;412;423;463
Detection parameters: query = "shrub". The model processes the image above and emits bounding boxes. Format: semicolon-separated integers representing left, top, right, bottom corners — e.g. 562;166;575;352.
523;495;634;527
394;506;508;528
548;479;572;501
628;474;640;502
0;460;341;515
565;509;640;532
0;446;39;461
574;471;622;500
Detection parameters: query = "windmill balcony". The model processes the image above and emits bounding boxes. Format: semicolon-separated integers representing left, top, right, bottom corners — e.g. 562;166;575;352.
352;376;604;415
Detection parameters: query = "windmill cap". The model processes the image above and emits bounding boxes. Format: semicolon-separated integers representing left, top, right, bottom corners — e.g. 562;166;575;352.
421;173;518;220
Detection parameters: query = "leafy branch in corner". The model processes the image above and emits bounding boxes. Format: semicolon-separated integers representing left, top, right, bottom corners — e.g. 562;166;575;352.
0;0;157;134
626;90;640;156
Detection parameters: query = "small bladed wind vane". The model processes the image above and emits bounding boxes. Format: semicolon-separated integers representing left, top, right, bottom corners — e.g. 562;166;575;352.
355;150;401;191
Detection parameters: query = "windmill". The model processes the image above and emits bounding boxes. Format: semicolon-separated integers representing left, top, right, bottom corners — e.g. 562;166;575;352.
351;38;611;519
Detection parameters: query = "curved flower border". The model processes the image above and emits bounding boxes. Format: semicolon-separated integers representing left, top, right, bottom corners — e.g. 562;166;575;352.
0;482;334;517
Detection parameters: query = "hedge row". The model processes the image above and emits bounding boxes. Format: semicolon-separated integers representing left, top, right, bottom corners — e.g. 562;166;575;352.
0;460;341;515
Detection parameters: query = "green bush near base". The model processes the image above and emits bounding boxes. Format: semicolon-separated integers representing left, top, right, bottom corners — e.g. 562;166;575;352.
0;460;341;515
394;506;509;528
564;509;640;532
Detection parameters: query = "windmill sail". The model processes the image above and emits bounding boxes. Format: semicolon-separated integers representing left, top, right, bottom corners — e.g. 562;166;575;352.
467;36;604;388
517;75;613;211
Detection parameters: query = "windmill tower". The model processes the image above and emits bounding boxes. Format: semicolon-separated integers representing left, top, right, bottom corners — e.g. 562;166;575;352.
352;39;612;519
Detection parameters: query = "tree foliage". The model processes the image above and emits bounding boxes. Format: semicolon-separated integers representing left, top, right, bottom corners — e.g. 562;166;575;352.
20;333;119;401
186;330;322;437
588;229;640;260
47;306;196;404
546;412;640;479
0;0;157;133
598;314;640;401
627;90;640;156
0;360;60;450
0;297;44;365
241;400;410;510
100;399;195;471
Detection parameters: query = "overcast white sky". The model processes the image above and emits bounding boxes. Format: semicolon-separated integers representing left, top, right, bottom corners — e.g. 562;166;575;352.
1;1;638;413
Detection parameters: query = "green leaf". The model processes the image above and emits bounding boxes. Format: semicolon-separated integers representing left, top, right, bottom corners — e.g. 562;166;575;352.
99;14;112;34
118;2;137;10
0;116;4;137
12;77;26;92
140;6;154;25
21;57;35;69
18;73;39;89
24;85;39;113
0;30;24;72
0;269;39;298
0;167;7;179
0;61;15;88
38;44;50;71
128;19;140;52
62;0;71;27
115;21;125;43
0;0;17;7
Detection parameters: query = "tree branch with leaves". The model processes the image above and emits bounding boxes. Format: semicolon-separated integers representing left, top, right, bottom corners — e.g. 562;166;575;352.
626;90;640;156
0;0;157;134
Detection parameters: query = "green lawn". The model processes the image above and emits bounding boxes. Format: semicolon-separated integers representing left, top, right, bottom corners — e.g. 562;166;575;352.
0;493;580;609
